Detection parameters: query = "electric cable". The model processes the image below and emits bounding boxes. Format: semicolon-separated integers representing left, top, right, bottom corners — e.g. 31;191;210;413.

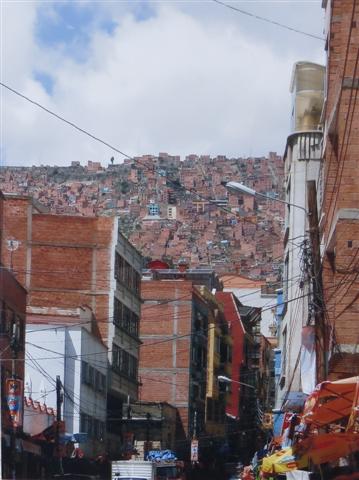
211;0;325;41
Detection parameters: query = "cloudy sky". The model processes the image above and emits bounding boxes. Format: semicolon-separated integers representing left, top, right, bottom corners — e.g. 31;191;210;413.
1;1;325;167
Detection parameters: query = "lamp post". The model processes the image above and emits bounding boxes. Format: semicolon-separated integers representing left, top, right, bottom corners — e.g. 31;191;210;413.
218;375;257;462
225;181;308;214
218;375;255;390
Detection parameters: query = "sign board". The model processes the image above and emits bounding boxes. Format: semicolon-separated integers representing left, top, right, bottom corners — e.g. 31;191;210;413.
282;392;308;412
262;412;273;430
191;439;199;462
6;378;23;428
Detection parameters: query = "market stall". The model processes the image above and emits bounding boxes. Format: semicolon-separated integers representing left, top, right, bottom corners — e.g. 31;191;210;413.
258;377;359;479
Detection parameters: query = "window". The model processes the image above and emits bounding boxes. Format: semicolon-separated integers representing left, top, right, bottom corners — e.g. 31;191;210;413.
129;356;138;379
82;361;106;394
98;373;106;392
281;327;287;387
283;253;289;304
81;361;88;383
0;302;14;335
114;298;123;326
115;253;140;296
87;416;93;436
113;298;139;337
80;413;87;433
112;344;138;380
88;366;95;386
115;253;125;282
80;414;105;438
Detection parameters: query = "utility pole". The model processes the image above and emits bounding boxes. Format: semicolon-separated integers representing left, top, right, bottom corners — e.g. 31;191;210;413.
190;410;199;465
193;410;197;439
55;376;64;475
0;362;2;480
145;412;151;458
10;322;21;480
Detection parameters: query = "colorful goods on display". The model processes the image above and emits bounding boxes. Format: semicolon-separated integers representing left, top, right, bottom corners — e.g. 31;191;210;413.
259;376;359;478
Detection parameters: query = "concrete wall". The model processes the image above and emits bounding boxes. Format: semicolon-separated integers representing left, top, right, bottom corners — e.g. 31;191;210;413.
25;322;107;457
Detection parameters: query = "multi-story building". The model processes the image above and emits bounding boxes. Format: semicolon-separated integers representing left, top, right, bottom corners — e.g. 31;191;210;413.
234;304;262;463
120;401;178;459
0;266;26;478
109;231;142;457
0;192;143;457
139;265;229;458
320;0;359;379
25;306;108;458
275;62;325;408
221;274;278;338
0;191;27;478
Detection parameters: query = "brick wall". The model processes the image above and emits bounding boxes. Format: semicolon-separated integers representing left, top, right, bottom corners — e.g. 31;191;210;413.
1;195;114;344
321;0;359;377
139;280;193;436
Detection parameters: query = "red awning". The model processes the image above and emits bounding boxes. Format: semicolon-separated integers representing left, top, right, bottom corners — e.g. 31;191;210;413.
302;376;359;427
297;433;359;465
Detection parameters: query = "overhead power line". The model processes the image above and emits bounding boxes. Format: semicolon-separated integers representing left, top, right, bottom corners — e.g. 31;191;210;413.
0;80;285;231
211;0;325;41
0;82;131;159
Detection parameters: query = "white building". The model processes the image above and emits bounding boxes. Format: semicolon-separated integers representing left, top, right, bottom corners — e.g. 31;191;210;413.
167;205;177;220
25;306;107;457
221;274;277;338
276;62;325;409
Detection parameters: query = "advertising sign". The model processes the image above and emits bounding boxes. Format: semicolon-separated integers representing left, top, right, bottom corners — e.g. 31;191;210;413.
191;439;199;462
6;378;23;428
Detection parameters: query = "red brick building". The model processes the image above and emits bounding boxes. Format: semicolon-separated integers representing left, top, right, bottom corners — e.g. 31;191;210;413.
139;266;228;455
320;0;359;379
139;278;199;440
0;192;143;457
0;192;27;477
0;194;114;341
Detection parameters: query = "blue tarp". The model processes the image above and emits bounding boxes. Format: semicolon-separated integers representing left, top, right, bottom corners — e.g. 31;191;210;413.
272;411;284;438
276;291;285;317
146;450;177;462
60;432;88;444
274;349;281;377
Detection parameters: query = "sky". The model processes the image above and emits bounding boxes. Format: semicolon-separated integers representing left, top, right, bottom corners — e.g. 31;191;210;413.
0;1;325;167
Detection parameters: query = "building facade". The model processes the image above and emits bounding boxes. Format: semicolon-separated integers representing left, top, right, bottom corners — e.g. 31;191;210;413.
139;266;229;458
276;62;325;408
0;266;27;478
0;192;143;458
320;0;359;379
25;307;108;458
108;231;143;457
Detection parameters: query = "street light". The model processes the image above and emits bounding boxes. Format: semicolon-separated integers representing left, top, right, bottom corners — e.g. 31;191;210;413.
218;375;255;390
225;181;308;214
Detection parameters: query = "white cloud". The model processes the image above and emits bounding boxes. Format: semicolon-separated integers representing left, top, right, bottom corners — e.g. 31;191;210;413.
1;2;325;166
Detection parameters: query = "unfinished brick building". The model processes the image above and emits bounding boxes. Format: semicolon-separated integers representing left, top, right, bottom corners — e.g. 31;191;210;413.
0;192;142;456
139;266;230;455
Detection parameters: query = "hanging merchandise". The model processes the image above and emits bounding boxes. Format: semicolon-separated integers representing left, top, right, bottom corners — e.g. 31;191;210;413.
6;378;23;428
300;326;316;395
261;447;308;475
